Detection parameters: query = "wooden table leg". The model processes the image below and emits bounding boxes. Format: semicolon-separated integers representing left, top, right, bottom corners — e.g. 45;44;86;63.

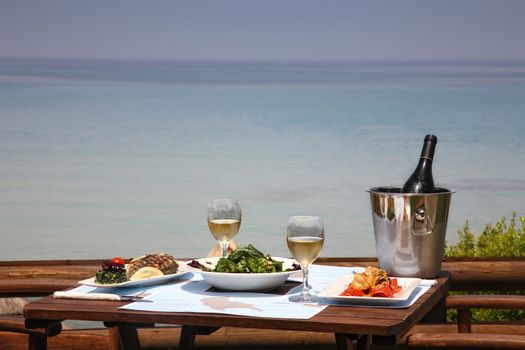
116;324;141;350
179;326;196;350
421;296;447;323
355;335;370;350
371;335;396;348
28;333;47;350
24;319;63;350
179;325;220;350
335;333;370;350
104;322;155;350
335;333;349;350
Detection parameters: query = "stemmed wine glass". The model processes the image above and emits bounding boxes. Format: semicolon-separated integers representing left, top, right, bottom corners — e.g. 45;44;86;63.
207;199;242;257
286;216;325;302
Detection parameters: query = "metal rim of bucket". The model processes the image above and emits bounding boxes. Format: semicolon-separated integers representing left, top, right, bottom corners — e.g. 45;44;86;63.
366;186;456;196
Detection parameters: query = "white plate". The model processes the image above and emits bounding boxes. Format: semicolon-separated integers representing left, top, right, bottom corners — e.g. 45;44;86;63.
318;275;421;305
78;266;189;288
186;257;298;291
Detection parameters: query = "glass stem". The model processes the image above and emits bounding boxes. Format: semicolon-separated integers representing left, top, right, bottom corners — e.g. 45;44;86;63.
301;264;311;296
220;241;229;257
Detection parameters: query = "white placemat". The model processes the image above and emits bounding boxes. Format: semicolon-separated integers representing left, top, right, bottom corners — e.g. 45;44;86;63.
62;265;434;318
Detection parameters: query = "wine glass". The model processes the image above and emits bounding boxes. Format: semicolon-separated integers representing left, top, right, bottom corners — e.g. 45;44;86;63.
286;216;325;303
207;199;242;257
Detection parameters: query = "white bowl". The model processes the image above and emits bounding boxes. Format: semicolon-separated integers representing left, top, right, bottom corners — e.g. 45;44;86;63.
186;257;298;291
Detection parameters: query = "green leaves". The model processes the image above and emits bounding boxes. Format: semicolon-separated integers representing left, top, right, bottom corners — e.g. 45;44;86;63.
214;245;283;273
444;212;525;257
444;212;525;322
94;270;128;284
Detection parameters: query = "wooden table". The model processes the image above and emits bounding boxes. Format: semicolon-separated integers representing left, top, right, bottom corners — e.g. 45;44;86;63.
23;273;450;350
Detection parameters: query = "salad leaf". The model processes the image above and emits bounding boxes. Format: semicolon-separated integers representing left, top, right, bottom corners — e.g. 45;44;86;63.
214;244;284;273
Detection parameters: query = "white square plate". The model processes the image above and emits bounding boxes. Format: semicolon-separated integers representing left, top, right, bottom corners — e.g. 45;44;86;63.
318;275;421;306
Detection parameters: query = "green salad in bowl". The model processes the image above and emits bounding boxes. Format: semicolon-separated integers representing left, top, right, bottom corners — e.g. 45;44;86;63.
188;244;298;273
186;245;300;291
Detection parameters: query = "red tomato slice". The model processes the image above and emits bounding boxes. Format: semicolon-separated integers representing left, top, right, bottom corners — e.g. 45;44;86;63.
112;257;125;265
339;277;403;298
340;286;366;296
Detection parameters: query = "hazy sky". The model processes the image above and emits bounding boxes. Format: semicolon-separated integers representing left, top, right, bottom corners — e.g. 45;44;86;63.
1;0;525;61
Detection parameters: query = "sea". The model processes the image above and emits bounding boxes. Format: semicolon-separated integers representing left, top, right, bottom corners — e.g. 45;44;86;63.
1;58;525;261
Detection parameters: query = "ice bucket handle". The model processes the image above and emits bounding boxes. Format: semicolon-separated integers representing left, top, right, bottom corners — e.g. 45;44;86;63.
412;207;434;235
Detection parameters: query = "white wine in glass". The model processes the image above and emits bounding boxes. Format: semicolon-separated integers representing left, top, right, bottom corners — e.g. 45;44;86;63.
207;199;241;257
286;216;324;303
286;236;324;266
208;219;241;243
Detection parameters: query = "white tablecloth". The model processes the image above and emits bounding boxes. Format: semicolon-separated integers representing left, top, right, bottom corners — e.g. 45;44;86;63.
64;265;432;319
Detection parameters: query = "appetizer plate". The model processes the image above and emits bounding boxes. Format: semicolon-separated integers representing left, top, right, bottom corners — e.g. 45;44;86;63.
318;275;422;306
186;257;298;291
78;266;189;288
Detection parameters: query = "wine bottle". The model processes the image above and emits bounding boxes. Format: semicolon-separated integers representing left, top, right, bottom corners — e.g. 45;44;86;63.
401;134;437;193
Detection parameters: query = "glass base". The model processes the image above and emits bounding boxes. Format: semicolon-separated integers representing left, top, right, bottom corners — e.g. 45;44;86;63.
288;292;320;303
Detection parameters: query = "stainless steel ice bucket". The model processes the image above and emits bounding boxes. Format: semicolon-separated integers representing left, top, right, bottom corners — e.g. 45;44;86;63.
367;186;455;278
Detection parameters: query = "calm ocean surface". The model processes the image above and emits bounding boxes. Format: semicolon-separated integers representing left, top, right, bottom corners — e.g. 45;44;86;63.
1;58;525;261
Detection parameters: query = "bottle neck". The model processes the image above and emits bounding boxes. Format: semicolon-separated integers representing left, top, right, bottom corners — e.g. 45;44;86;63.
416;157;433;171
420;141;436;160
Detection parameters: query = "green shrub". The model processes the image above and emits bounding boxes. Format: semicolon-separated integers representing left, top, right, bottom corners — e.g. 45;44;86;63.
443;212;525;322
444;212;525;257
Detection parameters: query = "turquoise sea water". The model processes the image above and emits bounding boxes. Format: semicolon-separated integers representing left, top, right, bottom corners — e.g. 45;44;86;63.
1;58;525;261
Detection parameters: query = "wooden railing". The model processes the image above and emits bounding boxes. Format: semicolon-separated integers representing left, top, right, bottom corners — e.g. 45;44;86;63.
1;257;524;349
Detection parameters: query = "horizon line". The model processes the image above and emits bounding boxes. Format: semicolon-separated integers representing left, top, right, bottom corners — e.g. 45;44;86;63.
1;56;525;66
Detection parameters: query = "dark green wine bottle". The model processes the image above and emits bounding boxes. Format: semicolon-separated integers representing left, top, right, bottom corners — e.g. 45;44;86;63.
401;134;437;193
